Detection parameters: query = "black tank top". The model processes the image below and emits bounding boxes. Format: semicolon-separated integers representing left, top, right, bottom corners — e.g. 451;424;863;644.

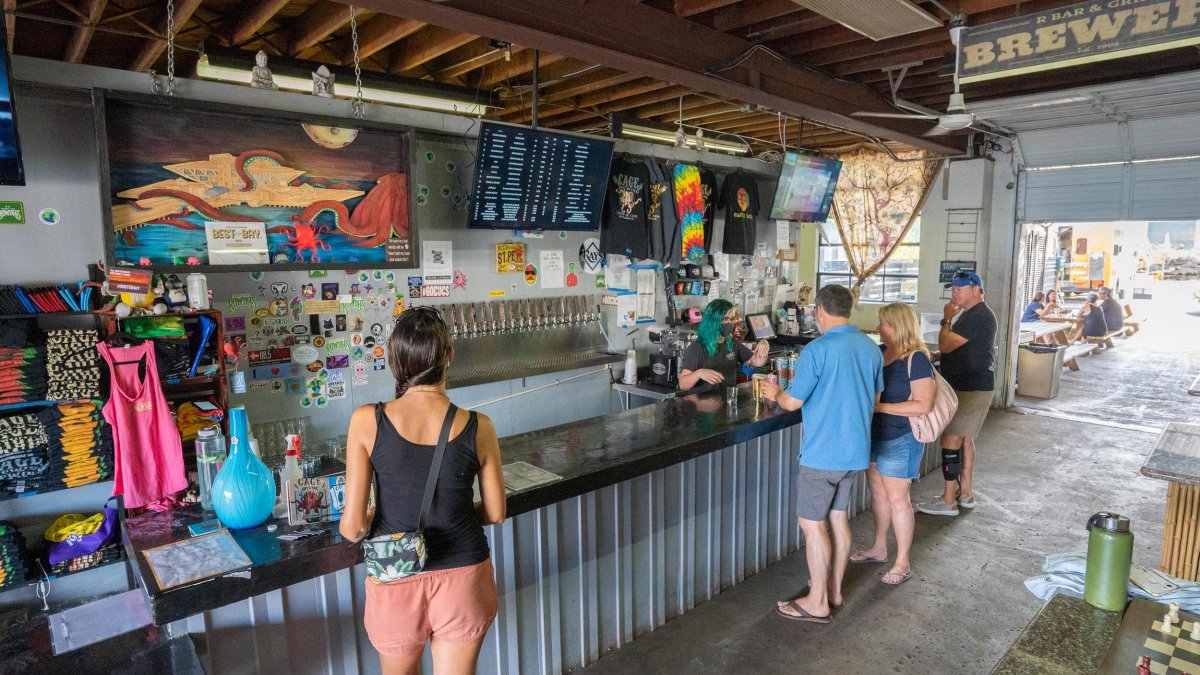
369;403;490;571
1083;304;1108;336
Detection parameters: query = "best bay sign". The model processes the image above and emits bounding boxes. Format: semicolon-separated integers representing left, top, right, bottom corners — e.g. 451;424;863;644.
958;0;1200;83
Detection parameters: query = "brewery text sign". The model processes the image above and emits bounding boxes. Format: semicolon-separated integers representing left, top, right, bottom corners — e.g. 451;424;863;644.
958;0;1200;83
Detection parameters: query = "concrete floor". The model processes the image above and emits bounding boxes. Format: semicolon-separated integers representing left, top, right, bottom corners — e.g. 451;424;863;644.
580;410;1167;674
1015;279;1200;430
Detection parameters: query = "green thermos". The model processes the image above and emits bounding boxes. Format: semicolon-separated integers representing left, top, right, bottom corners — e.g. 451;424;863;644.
1084;512;1134;612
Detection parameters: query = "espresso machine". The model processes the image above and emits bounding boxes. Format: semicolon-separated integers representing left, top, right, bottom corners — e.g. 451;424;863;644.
648;328;692;387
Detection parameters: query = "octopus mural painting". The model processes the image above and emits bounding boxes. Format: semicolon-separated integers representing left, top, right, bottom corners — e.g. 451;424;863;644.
103;97;414;268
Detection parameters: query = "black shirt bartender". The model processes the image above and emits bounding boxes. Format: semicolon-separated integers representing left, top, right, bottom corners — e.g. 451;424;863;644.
678;299;770;395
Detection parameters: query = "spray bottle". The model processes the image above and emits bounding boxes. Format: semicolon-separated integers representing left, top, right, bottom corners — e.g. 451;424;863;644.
275;434;304;518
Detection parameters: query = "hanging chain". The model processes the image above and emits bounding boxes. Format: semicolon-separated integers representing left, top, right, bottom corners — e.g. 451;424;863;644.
349;6;365;119
165;0;176;95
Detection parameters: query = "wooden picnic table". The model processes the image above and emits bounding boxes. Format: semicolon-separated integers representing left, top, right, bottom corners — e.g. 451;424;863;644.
1018;321;1072;346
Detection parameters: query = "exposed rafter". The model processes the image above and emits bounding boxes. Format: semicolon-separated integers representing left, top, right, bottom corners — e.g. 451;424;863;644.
128;0;203;73
224;0;290;47
337;14;424;64
64;0;107;63
390;25;477;75
288;0;350;56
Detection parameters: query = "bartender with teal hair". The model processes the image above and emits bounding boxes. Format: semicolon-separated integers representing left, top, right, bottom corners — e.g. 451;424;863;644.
678;299;770;395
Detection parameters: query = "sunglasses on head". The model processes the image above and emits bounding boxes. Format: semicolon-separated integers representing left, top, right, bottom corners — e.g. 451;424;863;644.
953;271;973;279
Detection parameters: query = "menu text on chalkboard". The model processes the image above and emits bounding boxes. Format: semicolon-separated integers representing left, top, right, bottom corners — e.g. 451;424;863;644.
469;122;613;230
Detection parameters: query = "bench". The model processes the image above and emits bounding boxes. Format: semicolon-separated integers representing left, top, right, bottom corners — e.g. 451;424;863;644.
1190;373;1200;397
1086;329;1125;350
1063;343;1098;371
1123;303;1144;336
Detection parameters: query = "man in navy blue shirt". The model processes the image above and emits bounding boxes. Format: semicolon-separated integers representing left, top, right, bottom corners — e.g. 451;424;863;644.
762;284;883;623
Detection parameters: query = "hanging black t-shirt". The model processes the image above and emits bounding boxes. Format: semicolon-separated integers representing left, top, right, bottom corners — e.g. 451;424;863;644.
601;158;650;259
645;159;679;266
720;172;759;255
939;302;998;392
699;167;718;251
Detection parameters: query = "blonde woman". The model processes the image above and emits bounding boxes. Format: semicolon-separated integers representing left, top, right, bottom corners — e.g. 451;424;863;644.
848;303;935;586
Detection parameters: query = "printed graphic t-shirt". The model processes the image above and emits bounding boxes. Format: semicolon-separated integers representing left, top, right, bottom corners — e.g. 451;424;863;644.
720;172;760;255
699;167;718;250
602;158;650;259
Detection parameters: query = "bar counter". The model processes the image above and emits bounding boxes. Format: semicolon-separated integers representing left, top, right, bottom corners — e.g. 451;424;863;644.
124;385;807;673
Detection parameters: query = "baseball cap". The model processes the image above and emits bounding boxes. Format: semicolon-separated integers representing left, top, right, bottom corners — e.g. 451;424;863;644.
948;271;983;289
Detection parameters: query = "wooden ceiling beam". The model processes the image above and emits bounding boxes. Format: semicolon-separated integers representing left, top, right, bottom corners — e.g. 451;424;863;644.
390;25;478;74
224;0;290;48
535;69;641;104
343;0;962;153
742;11;834;43
64;0;106;63
474;48;567;89
507;79;680;124
4;0;14;53
338;14;425;64
635;93;719;119
426;38;506;81
288;1;351;56
494;58;596;110
673;0;739;17
711;0;806;33
128;0;202;72
832;43;949;78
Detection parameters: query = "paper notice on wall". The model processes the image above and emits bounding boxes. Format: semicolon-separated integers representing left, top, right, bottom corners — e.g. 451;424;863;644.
540;249;565;289
616;294;636;327
776;220;791;251
605;254;631;291
636;269;656;323
206;222;269;265
422;240;453;284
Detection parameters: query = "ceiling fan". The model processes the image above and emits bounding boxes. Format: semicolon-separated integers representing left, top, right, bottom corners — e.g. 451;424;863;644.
853;26;975;136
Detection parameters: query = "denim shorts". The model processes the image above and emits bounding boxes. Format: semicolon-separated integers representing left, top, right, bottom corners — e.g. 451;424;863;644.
870;433;925;480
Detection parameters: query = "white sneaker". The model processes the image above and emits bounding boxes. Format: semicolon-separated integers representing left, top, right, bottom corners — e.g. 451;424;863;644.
916;498;959;517
958;494;976;509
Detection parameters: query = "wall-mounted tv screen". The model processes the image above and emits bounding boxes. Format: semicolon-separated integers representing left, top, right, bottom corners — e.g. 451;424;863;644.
469;121;612;230
0;21;25;186
769;153;841;223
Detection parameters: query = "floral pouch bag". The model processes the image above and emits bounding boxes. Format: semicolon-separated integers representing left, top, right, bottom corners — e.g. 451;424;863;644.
362;403;457;583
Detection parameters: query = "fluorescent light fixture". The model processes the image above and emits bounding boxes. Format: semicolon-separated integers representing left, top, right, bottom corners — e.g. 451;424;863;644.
619;121;750;155
195;47;494;116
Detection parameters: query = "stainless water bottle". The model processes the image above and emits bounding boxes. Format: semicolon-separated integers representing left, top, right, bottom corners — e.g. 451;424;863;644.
1084;512;1134;612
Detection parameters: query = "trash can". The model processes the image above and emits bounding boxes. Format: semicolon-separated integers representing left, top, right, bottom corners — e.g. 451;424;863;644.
1016;343;1067;398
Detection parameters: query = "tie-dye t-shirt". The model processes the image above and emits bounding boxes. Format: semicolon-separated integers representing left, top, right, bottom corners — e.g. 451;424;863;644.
674;164;705;264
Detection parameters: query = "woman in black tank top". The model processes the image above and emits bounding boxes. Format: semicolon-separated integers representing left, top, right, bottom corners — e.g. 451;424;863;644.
340;307;506;674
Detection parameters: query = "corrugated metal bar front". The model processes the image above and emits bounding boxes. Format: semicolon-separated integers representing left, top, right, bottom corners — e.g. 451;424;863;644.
177;432;945;674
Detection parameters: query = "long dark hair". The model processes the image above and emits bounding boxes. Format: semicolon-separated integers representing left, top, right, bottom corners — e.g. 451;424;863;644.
386;307;452;397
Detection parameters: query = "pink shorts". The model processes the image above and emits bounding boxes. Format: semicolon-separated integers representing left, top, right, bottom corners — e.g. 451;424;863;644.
363;559;498;658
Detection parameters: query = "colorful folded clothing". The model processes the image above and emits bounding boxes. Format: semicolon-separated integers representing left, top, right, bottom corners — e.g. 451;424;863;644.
47;542;120;577
43;329;101;401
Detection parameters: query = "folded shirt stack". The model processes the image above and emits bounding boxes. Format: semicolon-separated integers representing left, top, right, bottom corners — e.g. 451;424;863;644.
0;345;47;406
47;541;121;577
44;330;101;401
38;401;113;490
176;399;225;442
0;522;33;588
0;412;51;498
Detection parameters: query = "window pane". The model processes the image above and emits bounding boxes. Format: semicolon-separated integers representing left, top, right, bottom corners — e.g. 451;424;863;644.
818;245;851;274
902;219;921;244
859;276;884;302
883;245;920;275
819;222;842;245
817;274;850;291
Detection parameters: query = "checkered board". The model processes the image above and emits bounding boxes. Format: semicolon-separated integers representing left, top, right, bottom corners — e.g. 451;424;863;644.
1141;617;1200;674
1099;598;1200;674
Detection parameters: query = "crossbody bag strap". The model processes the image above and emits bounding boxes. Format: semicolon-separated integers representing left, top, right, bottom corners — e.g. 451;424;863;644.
417;403;458;533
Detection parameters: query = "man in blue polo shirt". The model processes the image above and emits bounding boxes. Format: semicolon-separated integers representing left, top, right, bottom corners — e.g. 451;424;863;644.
762;284;883;624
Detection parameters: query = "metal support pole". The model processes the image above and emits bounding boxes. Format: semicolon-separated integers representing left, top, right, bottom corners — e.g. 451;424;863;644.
531;48;539;130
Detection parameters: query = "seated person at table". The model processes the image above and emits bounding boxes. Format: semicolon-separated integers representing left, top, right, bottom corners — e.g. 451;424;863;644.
1070;292;1108;343
1020;292;1046;323
1043;289;1062;316
678;299;770;395
1098;287;1124;332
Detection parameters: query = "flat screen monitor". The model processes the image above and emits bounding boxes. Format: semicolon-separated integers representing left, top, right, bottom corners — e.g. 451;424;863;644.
469;121;613;230
0;21;24;186
745;313;776;341
769;153;840;223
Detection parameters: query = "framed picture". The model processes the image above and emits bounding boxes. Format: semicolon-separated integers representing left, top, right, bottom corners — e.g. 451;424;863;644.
95;90;417;272
140;528;253;591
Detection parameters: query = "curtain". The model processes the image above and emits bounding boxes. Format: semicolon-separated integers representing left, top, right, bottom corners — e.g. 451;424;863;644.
827;144;944;300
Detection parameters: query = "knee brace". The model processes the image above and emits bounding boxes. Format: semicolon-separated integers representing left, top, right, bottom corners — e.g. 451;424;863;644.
941;447;961;482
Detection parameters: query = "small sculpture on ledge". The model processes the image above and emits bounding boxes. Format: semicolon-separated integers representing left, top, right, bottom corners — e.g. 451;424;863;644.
312;65;335;98
250;50;278;90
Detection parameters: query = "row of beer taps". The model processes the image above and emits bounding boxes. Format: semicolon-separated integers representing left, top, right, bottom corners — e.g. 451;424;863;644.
434;295;601;339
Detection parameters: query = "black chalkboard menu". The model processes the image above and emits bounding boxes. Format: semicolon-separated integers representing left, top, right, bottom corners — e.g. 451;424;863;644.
469;121;613;230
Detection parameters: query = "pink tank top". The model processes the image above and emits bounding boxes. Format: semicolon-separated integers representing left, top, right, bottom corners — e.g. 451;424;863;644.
97;342;187;510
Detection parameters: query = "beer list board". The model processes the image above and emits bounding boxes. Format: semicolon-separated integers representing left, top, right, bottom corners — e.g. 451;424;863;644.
469;122;613;230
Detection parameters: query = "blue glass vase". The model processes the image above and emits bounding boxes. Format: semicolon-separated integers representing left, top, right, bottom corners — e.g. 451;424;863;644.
210;407;274;529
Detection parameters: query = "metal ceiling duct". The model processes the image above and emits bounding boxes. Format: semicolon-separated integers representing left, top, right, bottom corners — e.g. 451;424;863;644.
791;0;942;41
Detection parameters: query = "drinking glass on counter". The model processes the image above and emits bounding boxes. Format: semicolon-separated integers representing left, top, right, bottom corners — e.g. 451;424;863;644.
725;385;739;408
751;374;766;401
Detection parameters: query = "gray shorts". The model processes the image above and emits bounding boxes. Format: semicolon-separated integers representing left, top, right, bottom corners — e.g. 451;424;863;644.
796;465;858;522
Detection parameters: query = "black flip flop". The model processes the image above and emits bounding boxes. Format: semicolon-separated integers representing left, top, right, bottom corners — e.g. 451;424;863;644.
775;600;831;624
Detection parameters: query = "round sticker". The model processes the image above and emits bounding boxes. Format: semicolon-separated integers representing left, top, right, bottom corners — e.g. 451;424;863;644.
370;323;383;337
363;336;376;349
372;346;385;359
351;347;365;361
317;368;329;380
249;317;262;327
300;396;313;408
372;270;383;280
313;336;326;348
291;324;308;335
292;345;319;363
255;308;269;318
249;271;264;281
579;238;603;274
524;264;538;286
316;396;328;408
350;333;363;346
38;208;60;225
358;272;369;282
385;272;395;283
